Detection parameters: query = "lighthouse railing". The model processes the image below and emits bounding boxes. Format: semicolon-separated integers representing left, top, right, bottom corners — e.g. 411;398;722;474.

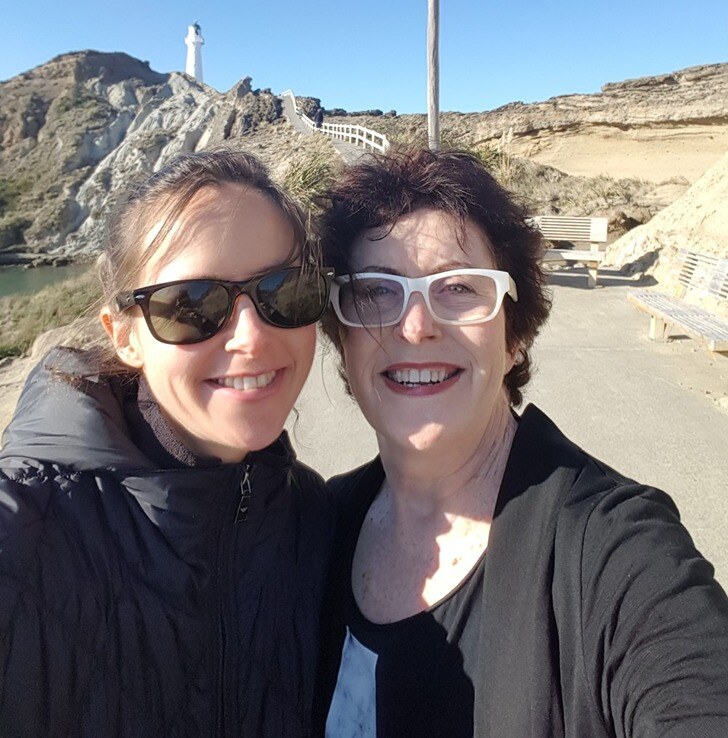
281;90;390;154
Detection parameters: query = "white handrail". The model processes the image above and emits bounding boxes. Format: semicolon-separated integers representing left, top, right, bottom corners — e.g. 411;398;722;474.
281;89;390;154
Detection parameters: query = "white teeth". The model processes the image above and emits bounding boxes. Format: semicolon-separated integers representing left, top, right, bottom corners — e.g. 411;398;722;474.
390;368;451;385
216;371;276;390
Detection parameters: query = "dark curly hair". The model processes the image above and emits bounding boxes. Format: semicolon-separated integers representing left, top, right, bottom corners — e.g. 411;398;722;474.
318;148;551;406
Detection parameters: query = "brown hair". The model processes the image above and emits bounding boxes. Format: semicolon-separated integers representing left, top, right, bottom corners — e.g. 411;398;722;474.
85;149;313;375
318;148;551;406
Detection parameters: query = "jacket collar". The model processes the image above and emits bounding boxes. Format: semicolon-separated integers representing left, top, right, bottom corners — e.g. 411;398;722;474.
1;347;297;476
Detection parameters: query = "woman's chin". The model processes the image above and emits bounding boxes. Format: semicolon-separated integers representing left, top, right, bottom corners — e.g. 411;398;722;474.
380;422;447;454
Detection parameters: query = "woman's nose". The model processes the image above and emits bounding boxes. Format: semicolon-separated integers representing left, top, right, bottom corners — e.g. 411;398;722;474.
395;291;441;344
224;294;271;351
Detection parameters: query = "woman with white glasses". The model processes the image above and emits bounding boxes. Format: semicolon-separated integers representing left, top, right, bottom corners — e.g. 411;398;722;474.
315;149;728;737
0;151;335;736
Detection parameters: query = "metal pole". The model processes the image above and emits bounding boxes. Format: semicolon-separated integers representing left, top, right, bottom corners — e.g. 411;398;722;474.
427;0;440;150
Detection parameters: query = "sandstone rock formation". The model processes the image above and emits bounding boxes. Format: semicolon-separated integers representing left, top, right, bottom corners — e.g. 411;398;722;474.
1;52;725;268
606;151;728;316
335;64;728;183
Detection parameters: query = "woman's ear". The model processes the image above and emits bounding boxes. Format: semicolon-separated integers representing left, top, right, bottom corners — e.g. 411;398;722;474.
100;308;144;369
505;341;522;375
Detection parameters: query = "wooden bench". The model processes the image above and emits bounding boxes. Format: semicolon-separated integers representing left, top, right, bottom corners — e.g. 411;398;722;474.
628;250;728;353
531;215;608;288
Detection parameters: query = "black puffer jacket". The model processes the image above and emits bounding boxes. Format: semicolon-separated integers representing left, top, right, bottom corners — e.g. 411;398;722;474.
0;349;334;737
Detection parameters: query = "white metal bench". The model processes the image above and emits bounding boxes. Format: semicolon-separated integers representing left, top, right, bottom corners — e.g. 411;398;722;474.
628;250;728;353
531;215;608;288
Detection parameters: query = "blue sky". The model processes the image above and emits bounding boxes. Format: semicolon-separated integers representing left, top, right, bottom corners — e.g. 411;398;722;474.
2;0;726;114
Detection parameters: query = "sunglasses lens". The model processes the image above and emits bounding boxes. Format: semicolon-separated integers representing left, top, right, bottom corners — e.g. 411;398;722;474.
256;269;329;328
147;281;229;343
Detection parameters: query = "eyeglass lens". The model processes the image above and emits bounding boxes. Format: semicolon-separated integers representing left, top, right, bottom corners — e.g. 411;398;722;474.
145;270;328;343
338;273;501;326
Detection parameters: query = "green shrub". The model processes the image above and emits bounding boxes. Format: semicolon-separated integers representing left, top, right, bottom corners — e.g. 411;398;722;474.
0;179;31;217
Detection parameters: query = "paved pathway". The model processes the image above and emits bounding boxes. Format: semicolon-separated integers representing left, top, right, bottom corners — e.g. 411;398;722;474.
280;94;310;135
280;94;367;163
287;267;728;586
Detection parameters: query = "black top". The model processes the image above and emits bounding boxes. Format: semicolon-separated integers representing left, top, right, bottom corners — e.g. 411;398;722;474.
316;405;728;737
326;544;486;737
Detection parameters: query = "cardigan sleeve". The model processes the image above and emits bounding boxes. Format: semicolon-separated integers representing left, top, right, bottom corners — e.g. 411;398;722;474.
578;482;728;737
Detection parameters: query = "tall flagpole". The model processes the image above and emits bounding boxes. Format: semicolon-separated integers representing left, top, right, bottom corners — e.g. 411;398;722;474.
427;0;440;150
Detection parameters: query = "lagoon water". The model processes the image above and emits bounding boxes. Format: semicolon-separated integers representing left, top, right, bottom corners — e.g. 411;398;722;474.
0;264;90;300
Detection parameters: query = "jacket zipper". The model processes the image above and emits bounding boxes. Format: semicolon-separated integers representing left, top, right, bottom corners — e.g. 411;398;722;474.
235;464;252;523
217;464;253;735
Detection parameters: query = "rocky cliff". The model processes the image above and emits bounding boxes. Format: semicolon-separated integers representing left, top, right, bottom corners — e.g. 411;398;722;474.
333;63;728;184
0;51;286;265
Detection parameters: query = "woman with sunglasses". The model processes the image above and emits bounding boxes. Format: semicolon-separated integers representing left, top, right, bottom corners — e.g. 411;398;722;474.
315;149;728;737
0;151;335;735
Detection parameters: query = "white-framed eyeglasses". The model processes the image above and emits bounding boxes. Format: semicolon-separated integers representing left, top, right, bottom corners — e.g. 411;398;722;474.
330;268;518;328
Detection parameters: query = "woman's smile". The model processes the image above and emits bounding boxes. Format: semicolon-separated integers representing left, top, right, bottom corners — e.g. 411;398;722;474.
208;368;280;392
381;363;463;395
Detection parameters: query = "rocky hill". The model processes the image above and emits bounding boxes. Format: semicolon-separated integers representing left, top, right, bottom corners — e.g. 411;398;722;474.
1;53;726;268
0;51;295;266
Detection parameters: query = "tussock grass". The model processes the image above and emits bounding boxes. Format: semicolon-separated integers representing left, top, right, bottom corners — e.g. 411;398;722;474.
283;146;336;210
0;268;100;359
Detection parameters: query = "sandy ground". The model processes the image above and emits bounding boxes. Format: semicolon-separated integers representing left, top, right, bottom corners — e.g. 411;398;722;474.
289;268;728;586
512;126;728;183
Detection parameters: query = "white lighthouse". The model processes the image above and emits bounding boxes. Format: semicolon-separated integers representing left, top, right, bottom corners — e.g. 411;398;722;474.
184;22;204;82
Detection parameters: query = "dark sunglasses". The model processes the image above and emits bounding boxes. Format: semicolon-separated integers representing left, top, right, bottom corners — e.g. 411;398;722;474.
115;267;335;345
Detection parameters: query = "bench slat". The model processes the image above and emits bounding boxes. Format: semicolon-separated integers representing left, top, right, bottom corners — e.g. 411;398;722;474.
678;249;728;299
531;216;608;243
629;291;728;345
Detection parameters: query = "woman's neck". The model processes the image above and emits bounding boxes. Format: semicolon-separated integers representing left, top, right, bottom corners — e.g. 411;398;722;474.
377;397;517;521
352;397;518;622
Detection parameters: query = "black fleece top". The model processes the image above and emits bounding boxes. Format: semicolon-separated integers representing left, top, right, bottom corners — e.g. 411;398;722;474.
0;348;335;737
315;405;728;737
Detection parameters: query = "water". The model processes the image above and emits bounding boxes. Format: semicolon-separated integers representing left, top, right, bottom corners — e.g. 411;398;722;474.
0;263;91;300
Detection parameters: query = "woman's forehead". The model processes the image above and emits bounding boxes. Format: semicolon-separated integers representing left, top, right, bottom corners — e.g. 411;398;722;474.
351;209;495;271
140;184;295;280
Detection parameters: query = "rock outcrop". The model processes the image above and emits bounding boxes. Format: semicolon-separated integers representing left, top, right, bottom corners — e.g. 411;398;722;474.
0;51;285;265
461;65;728;139
606;151;728;314
1;53;725;267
